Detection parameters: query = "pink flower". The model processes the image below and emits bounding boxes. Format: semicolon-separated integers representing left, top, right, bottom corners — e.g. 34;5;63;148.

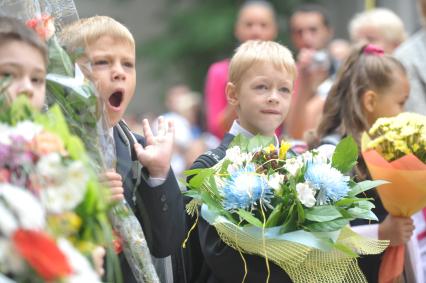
0;169;11;182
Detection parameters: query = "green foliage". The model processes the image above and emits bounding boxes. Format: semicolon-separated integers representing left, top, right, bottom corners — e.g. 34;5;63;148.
139;0;318;92
332;136;358;173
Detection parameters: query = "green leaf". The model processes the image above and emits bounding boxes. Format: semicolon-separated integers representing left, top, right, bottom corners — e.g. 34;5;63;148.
306;219;349;232
357;200;376;210
265;203;283;227
347;207;378;221
228;134;249;151
335;197;365;207
304;206;342;222
247;135;275;151
296;201;305;225
349;180;389;197
333;243;358;257
188;168;215;189
332;136;358;173
237;209;263;227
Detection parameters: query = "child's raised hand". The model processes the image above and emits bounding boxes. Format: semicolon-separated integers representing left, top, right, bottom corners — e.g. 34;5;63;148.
134;116;174;179
379;215;415;246
99;170;124;202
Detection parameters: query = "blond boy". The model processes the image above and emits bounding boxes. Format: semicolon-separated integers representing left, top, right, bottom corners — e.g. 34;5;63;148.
61;16;184;283
190;40;296;282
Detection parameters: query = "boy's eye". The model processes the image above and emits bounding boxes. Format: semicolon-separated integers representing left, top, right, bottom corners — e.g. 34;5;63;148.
279;87;291;94
123;62;134;68
0;72;13;78
94;60;108;66
255;84;268;90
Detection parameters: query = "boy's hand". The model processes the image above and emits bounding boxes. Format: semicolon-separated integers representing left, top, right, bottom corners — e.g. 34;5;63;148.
91;246;106;277
379;215;415;246
99;170;124;202
134;117;174;179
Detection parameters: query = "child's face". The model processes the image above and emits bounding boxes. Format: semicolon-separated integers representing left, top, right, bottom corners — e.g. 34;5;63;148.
83;35;136;127
228;62;293;136
235;5;277;43
368;71;410;125
0;40;46;110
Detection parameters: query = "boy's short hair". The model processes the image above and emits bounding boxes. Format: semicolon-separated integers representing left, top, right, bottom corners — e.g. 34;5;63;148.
228;40;296;87
291;3;330;28
60;15;135;55
0;16;48;64
349;8;406;46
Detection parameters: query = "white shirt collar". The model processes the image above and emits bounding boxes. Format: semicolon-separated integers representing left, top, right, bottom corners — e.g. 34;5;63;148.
228;120;279;146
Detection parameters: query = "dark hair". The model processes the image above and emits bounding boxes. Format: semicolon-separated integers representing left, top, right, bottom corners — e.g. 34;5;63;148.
239;0;277;22
0;16;48;65
291;3;330;28
317;44;406;179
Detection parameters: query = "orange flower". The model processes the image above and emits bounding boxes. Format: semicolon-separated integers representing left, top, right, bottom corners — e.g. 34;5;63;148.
30;131;67;156
26;15;55;41
12;229;72;281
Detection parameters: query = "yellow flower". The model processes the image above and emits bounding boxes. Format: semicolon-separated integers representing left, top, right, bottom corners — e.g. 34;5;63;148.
265;144;275;154
47;212;82;237
279;140;291;159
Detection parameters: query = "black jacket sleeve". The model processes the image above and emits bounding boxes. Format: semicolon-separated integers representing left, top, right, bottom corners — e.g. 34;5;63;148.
133;135;185;258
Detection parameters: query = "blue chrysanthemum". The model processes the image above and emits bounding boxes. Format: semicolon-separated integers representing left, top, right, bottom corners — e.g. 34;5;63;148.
304;162;350;204
221;164;272;210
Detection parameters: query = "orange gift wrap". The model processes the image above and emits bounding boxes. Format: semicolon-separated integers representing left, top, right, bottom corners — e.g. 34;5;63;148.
361;118;426;283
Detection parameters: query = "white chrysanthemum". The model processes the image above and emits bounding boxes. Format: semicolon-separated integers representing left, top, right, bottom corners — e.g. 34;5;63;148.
0;184;45;234
267;173;284;191
12;121;42;141
40;161;88;213
0;203;18;236
283;157;303;176
0;123;11;145
296;182;316;207
36;153;65;182
225;146;241;163
57;238;101;283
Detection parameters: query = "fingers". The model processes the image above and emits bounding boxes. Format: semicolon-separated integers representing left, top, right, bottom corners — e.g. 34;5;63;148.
109;186;124;201
99;170;122;182
142;118;155;144
92;246;106;277
157;116;166;136
167;120;175;136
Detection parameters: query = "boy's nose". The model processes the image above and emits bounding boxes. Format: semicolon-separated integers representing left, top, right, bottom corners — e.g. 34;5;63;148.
267;90;279;103
111;65;126;81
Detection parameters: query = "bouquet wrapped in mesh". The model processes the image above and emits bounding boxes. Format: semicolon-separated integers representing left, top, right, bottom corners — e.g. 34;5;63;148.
185;135;388;283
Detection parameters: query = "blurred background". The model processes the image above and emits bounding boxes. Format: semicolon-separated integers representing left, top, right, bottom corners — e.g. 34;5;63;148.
74;0;421;118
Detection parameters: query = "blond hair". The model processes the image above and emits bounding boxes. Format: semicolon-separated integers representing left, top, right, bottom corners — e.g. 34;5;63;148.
60;15;134;56
228;40;296;87
349;8;406;47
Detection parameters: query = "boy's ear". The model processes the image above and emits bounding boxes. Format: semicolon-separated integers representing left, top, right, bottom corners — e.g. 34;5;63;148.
226;82;239;106
361;90;377;113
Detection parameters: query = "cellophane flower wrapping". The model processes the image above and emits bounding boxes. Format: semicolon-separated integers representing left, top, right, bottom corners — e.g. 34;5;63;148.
0;96;107;282
361;112;426;283
185;135;389;283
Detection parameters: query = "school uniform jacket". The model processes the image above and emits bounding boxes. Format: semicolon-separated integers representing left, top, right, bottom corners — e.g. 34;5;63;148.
113;124;185;283
189;133;293;283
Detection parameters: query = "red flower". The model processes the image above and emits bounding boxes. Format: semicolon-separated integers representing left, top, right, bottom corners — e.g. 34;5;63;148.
112;229;123;254
26;14;55;41
12;229;72;281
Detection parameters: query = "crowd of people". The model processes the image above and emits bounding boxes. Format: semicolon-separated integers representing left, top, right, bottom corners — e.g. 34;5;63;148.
1;0;426;282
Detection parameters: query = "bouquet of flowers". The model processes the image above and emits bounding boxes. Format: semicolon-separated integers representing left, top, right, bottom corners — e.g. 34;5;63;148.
185;135;388;283
0;97;111;282
7;1;160;281
362;112;426;283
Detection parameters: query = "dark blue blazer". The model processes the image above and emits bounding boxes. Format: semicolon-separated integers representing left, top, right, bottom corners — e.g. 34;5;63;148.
114;126;185;283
